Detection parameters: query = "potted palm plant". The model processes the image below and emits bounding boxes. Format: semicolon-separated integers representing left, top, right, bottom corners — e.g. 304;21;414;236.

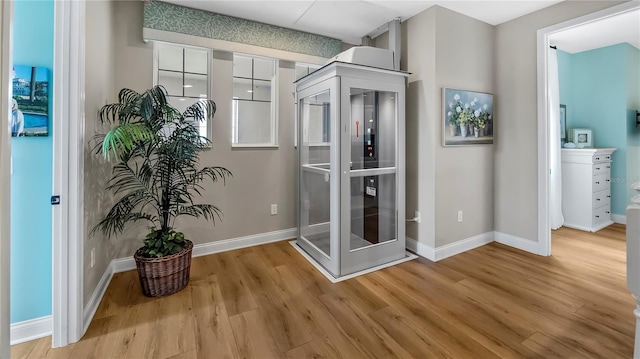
91;85;231;297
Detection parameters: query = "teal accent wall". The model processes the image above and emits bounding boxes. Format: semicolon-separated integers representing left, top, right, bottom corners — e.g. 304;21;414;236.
558;43;639;216
144;1;342;59
557;50;572;122
11;0;54;323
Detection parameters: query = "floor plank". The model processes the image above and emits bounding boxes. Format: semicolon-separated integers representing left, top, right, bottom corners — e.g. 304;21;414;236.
228;310;282;359
190;276;239;359
12;224;635;358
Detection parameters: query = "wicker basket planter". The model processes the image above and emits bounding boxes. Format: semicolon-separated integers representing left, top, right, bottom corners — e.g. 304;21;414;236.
134;240;194;297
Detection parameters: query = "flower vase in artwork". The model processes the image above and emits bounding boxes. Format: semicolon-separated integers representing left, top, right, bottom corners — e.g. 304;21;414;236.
449;123;457;137
460;124;468;137
468;123;474;137
474;127;480;138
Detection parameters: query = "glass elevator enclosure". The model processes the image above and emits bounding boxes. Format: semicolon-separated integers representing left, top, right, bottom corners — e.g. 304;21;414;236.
296;61;409;278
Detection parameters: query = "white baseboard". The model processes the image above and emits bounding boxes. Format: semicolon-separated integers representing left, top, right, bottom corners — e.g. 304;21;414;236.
10;315;52;345
112;256;135;273
406;232;494;262
109;227;298;274
434;232;494;261
494;231;540;255
405;237;435;261
83;262;115;334
191;227;296;258
613;214;627;225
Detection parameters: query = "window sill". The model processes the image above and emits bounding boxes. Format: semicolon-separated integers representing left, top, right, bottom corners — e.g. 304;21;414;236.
231;143;279;149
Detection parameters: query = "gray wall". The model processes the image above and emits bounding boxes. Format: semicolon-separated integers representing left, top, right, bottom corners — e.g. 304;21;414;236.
400;6;494;248
494;1;626;242
86;1;298;265
434;7;494;246
83;0;116;306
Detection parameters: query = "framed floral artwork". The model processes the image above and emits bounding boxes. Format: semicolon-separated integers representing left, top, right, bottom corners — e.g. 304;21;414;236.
442;88;494;146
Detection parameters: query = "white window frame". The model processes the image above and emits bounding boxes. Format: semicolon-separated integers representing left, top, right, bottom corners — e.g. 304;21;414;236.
152;42;213;143
232;53;279;148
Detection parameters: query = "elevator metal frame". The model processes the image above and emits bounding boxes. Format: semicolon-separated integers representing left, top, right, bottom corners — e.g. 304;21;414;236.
295;61;409;278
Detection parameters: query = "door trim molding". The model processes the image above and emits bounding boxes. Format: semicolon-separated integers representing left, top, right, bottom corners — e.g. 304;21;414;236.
51;0;85;347
536;1;639;256
0;1;13;356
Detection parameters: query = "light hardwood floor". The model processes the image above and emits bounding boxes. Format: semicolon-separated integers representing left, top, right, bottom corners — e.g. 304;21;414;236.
12;224;635;358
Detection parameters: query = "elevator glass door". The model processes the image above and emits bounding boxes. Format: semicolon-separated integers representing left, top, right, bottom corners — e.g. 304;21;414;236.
298;78;339;275
340;79;405;275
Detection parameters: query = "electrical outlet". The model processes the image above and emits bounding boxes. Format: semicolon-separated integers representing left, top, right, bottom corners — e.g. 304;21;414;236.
457;210;463;222
415;211;421;224
91;248;96;268
271;204;278;215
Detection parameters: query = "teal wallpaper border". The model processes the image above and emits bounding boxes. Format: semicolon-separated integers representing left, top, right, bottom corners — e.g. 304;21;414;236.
144;1;342;59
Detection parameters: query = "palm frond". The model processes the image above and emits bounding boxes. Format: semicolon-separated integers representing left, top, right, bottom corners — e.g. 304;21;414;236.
101;123;156;160
183;100;216;122
92;86;232;249
175;204;223;222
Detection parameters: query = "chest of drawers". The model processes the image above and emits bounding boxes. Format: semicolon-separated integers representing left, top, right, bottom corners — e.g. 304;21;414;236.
561;148;616;232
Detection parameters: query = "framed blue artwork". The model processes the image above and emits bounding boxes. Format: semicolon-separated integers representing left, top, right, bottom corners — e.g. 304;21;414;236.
11;65;49;137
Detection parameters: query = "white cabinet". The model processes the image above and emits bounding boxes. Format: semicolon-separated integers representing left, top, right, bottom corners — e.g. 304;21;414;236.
561;148;616;232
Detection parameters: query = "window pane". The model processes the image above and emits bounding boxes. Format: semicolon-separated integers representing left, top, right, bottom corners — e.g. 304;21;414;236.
167;96;189;114
233;55;252;78
184;73;207;98
158;44;183;72
233;78;253;100
184;48;208;74
158;70;183;97
235;100;272;144
253;79;271;101
168;96;207;138
253;57;274;80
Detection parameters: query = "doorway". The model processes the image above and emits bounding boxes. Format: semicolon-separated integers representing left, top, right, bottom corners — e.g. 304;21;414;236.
537;1;640;255
0;0;85;353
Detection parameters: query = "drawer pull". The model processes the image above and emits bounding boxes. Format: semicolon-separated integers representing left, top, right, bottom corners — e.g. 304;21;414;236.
596;167;601;170
596;215;600;218
595;157;600;160
607;195;611;198
606;211;610;214
606;179;610;182
606;156;610;159
596;198;600;201
607;166;611;169
595;181;600;184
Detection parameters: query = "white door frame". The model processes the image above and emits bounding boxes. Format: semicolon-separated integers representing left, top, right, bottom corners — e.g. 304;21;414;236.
51;0;85;348
536;1;640;256
0;0;14;356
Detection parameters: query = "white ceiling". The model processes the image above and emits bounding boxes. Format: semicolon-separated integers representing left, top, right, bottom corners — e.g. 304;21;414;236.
165;0;564;45
165;0;639;51
550;9;640;54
